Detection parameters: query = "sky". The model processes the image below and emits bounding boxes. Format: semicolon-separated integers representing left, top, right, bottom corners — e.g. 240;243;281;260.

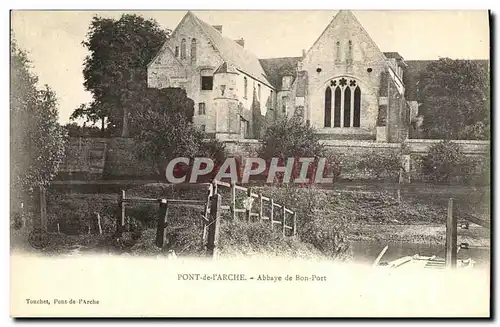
11;10;490;124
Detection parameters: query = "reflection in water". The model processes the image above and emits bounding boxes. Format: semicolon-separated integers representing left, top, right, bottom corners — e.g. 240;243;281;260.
350;240;490;269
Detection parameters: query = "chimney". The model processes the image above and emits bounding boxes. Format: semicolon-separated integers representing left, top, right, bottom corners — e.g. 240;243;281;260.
302;49;306;58
234;38;245;48
212;25;223;33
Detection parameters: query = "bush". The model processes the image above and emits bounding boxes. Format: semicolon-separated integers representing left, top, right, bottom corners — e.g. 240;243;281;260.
355;150;402;181
259;117;341;184
421;140;481;183
218;219;324;259
258;185;351;259
260;116;325;159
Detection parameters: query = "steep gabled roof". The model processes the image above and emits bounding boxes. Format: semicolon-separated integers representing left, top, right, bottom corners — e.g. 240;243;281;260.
259;57;302;90
304;10;388;65
189;12;272;87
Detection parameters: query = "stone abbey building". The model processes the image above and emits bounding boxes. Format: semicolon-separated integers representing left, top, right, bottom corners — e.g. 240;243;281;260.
147;10;424;142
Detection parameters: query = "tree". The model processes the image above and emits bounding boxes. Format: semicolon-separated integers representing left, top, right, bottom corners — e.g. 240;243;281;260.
75;14;168;135
259;116;340;184
133;88;221;176
418;58;489;140
10;39;66;219
259;115;325;159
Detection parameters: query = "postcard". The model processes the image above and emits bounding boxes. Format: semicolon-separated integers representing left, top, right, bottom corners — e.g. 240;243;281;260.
10;9;491;317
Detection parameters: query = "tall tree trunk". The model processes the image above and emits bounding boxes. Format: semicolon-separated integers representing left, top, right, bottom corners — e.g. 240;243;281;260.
121;107;129;137
101;116;105;131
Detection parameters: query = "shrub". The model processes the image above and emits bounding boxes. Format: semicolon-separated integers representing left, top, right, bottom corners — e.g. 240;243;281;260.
259;117;341;184
420;140;480;183
260;116;325;159
258;185;351;259
355;150;402;181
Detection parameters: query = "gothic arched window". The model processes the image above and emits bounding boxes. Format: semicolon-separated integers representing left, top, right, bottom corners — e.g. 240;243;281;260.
180;38;186;59
354;86;361;127
324;87;332;127
325;78;362;128
190;39;197;64
343;87;351;127
333;86;341;127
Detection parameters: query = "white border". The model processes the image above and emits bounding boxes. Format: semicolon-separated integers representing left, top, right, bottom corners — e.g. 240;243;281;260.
2;1;497;326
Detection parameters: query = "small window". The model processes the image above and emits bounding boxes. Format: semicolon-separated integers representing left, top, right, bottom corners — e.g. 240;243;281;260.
175;46;179;57
190;39;197;64
198;103;206;115
282;96;288;113
347;40;353;62
258;84;261;100
180;39;186;59
244;77;248;98
270;90;274;109
201;124;206;132
201;76;213;90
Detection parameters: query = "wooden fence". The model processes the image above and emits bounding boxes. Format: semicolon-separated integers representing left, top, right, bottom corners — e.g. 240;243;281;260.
116;190;207;248
116;180;297;258
201;180;297;258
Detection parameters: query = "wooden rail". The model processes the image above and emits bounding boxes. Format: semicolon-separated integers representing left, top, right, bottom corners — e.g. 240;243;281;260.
114;181;298;259
212;180;297;238
117;188;208;248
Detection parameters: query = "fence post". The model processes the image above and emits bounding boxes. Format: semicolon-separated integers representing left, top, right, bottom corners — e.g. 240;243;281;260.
39;185;47;232
117;190;126;234
207;193;221;258
282;206;286;237
270;199;274;230
293;212;297;239
202;183;213;249
230;181;236;220
258;193;263;220
445;198;457;269
155;199;168;248
246;187;252;222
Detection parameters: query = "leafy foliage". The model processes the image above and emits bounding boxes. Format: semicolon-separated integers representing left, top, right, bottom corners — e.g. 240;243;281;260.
259;116;340;184
418;58;489;140
133;89;225;175
64;122;109;137
260;185;351;259
355;150;403;181
10;39;66;214
73;14;168;134
420;140;480;183
260;116;325;159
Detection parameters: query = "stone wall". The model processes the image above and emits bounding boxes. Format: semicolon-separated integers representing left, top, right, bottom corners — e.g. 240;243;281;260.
104;138;157;179
58;137;490;182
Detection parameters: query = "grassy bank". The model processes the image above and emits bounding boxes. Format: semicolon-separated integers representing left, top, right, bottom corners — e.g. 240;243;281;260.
11;183;490;257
